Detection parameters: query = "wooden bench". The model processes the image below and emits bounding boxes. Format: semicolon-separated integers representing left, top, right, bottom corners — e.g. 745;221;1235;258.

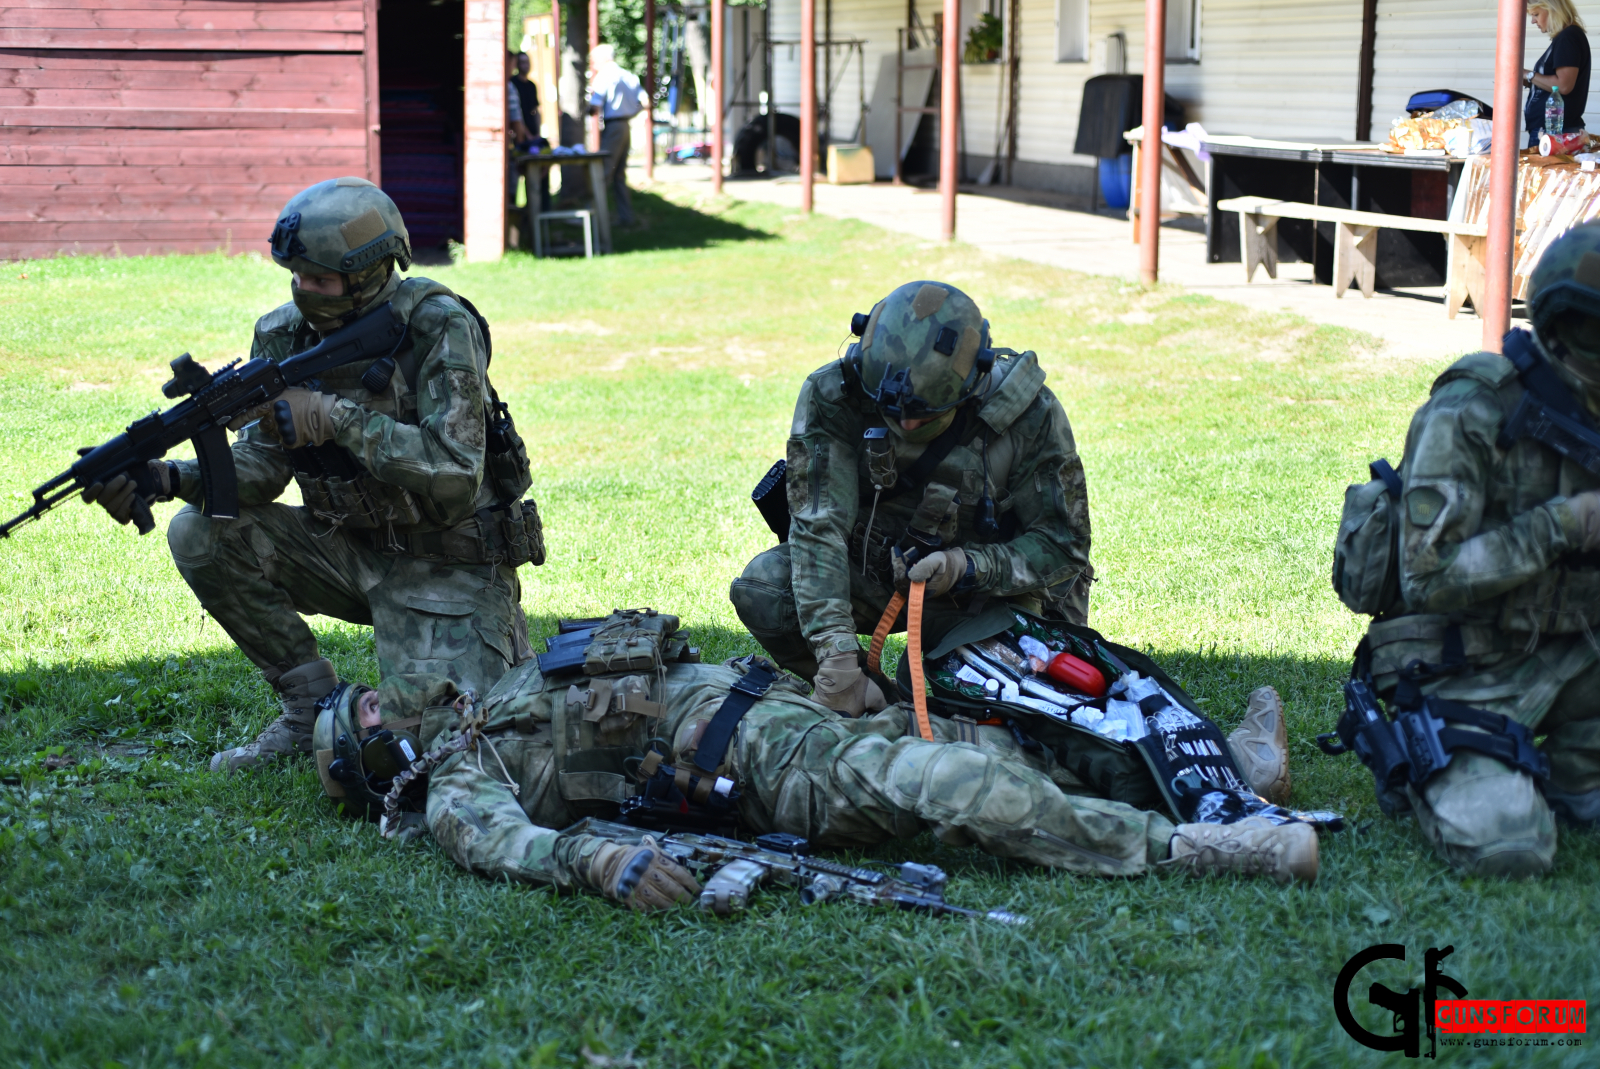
1216;196;1491;319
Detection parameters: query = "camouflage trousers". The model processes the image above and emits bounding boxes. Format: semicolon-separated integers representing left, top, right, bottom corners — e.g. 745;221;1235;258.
425;673;1175;892
1372;628;1600;877
730;542;1091;679
166;502;530;706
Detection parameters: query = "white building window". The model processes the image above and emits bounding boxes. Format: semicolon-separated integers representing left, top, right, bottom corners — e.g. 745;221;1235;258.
1166;0;1200;61
1056;0;1088;63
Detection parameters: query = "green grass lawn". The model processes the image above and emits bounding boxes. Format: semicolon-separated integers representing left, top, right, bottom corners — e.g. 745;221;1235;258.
0;186;1593;1069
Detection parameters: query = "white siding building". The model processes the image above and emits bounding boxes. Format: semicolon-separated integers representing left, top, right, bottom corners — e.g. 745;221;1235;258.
756;0;1600;197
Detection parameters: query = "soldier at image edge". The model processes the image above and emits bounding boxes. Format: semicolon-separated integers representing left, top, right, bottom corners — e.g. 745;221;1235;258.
313;637;1321;913
80;178;544;773
1331;221;1600;877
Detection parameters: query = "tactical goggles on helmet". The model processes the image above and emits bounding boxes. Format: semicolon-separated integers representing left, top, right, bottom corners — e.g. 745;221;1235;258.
847;313;997;421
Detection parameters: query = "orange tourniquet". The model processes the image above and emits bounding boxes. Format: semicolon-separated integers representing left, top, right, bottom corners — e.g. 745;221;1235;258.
867;591;906;675
906;581;933;740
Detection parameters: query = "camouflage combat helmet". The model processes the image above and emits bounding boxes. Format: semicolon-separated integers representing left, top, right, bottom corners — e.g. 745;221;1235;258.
849;282;994;435
312;683;424;821
1527;221;1600;365
269;177;412;276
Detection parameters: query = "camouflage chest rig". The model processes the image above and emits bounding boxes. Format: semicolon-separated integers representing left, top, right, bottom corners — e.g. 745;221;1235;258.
254;276;545;567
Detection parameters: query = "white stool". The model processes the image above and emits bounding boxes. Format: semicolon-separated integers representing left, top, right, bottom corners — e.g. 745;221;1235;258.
532;209;596;258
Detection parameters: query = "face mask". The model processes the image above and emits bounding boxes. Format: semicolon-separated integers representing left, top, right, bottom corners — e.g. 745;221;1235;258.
291;260;396;332
884;408;957;444
1550;315;1600;415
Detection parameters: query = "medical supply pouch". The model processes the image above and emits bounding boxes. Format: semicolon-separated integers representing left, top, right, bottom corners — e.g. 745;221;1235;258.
900;607;1343;829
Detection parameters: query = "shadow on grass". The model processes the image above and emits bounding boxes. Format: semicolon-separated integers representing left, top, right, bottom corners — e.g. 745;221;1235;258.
513;188;774;258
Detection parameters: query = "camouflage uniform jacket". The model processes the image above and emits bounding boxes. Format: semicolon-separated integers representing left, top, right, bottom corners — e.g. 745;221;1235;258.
172;275;502;534
785;349;1092;641
1368;346;1600;716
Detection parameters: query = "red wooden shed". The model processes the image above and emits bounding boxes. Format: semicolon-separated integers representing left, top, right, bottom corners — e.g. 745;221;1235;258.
1;0;506;262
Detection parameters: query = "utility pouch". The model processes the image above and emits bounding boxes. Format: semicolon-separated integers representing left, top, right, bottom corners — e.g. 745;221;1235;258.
1332;459;1404;616
584;608;682;675
298;472;426;531
752;460;791;542
488;498;546;568
485;394;534;505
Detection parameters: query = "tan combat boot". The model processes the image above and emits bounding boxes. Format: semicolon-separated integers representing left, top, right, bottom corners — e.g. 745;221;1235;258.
1227;685;1291;804
210;658;339;773
1164;816;1320;885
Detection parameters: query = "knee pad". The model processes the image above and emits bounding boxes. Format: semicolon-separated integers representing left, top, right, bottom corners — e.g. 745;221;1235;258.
165;504;220;570
1413;752;1556;877
888;740;1042;829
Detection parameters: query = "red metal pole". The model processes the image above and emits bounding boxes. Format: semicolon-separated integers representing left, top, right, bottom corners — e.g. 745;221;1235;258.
801;0;816;210
939;0;958;241
1137;0;1166;283
588;0;600;150
1484;0;1526;351
711;0;724;194
645;0;655;180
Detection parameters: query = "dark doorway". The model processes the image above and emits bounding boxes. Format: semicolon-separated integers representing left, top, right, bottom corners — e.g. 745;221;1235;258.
379;0;465;255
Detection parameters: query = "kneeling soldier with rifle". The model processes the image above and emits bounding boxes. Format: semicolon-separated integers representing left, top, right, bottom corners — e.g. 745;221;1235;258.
314;609;1320;916
6;178;543;772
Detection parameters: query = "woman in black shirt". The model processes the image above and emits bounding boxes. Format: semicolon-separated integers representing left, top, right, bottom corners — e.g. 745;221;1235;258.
1525;0;1591;145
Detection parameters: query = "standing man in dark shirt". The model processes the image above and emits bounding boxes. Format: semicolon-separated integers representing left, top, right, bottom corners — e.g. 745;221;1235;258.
1525;0;1591;144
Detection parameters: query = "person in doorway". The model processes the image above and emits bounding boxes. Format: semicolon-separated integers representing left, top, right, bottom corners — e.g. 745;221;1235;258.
513;51;551;212
587;43;647;227
1524;0;1591;146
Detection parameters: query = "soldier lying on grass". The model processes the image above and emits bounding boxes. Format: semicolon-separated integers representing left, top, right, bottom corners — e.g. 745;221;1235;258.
313;615;1319;912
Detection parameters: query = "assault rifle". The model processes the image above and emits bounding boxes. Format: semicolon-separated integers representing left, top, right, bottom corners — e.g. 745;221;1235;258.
567;817;1028;926
1;301;408;539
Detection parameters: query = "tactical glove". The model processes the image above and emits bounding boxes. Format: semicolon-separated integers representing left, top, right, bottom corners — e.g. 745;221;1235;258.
81;460;176;531
905;547;970;598
1562;489;1600;553
267;387;344;448
811;634;887;717
585;837;701;912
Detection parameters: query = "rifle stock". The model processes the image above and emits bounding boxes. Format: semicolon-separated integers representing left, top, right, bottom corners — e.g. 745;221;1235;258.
2;302;405;540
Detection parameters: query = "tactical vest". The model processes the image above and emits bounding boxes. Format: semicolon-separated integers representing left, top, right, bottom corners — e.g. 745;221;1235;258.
846;349;1049;584
1338;350;1600;663
420;611;809;824
258;278;540;564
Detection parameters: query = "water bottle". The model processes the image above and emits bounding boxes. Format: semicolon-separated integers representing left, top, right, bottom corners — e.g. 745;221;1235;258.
1547;87;1566;135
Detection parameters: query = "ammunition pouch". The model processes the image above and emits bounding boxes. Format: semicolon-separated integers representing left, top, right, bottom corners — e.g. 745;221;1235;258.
293;459;427;532
356;499;545;566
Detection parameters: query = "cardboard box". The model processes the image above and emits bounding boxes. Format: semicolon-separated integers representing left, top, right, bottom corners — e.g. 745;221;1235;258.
828;145;876;185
